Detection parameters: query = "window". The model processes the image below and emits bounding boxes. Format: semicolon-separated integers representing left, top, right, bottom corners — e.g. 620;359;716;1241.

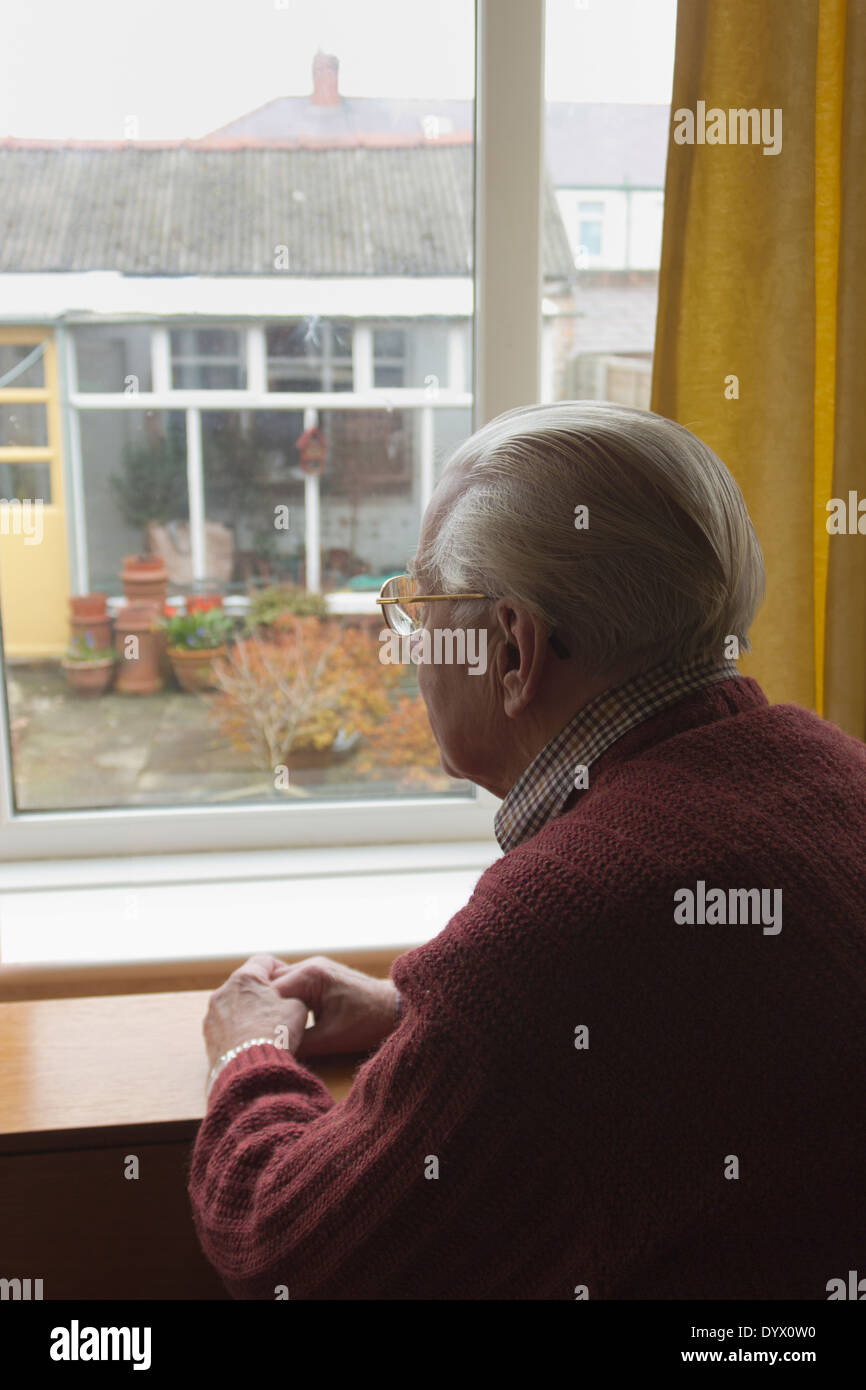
373;328;406;388
0;1;489;848
267;321;353;393
544;0;676;405
74;325;153;394
0;0;603;863
0;343;45;389
0;404;47;448
170;328;245;390
578;200;605;257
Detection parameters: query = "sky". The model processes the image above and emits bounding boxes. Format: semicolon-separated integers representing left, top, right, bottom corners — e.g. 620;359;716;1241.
0;0;677;141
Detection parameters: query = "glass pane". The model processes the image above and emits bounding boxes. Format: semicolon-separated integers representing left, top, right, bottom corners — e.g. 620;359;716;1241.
0;462;52;504
0;403;47;447
2;0;477;816
173;364;244;390
73;325;153;393
373;365;404;389
317;408;418;591
544;0;675;403
267;322;313;359
0;343;45;389
266;320;353;391
202;410;306;587
330;320;354;359
374;329;405;359
371;320;452;390
79;411;188;591
578;219;602;256
170;328;244;389
433;408;473;486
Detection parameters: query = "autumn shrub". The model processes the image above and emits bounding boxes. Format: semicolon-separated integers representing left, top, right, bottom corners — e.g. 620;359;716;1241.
352;689;449;789
209;616;396;770
208;614;447;787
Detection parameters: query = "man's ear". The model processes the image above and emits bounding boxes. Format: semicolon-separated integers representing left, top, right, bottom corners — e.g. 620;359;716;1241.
493;601;550;717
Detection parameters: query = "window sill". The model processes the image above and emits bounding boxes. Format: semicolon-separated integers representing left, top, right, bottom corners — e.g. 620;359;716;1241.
0;840;498;1000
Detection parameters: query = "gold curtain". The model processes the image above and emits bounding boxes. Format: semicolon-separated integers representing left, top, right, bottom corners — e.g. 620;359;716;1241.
651;0;866;737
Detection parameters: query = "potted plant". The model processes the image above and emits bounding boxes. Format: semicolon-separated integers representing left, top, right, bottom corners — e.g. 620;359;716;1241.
61;634;118;696
69;593;112;651
111;426;189;549
111;424;187;602
243;585;328;637
163;608;235;692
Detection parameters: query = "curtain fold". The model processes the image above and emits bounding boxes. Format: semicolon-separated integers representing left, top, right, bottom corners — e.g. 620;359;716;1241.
825;0;866;737
651;0;865;735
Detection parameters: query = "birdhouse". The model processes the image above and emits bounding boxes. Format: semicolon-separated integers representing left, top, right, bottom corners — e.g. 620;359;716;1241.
296;426;327;476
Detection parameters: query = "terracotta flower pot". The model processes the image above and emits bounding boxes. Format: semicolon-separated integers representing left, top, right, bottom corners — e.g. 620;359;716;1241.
121;554;168;607
70;593;107;620
114;601;166;694
61;657;116;697
168;644;227;693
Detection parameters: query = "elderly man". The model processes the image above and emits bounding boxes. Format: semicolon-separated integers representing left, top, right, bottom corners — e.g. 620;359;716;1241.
189;401;866;1300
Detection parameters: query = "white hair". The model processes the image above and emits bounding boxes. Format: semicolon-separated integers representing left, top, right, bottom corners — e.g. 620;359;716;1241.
417;401;765;678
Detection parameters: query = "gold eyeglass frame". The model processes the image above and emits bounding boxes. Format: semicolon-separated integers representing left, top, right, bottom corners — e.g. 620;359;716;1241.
377;573;571;658
377;574;488;633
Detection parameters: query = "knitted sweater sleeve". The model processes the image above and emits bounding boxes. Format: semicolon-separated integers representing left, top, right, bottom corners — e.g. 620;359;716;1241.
188;880;532;1300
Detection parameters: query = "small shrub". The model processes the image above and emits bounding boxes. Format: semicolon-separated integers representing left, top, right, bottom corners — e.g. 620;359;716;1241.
245;586;328;632
163;609;235;651
65;635;117;663
209;615;398;771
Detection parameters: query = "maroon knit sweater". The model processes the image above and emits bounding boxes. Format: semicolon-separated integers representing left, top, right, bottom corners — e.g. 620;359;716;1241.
189;677;866;1299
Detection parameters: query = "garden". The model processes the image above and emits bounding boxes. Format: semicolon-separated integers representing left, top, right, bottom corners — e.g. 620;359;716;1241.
7;572;459;812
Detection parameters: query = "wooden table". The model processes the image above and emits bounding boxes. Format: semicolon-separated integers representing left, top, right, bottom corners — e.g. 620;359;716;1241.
0;990;359;1300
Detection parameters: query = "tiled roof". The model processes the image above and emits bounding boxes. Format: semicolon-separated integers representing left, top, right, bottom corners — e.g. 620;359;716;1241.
0;142;574;280
209;99;670;188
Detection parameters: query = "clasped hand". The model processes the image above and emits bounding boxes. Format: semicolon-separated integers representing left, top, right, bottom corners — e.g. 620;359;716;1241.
203;953;400;1069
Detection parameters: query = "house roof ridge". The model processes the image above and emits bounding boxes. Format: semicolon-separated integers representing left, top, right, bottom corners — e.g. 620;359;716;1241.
0;133;475;153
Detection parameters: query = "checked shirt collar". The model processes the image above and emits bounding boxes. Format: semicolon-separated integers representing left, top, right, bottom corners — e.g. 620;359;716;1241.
494;655;740;853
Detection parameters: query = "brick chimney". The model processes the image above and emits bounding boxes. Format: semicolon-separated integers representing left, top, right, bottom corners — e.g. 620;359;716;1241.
312;51;340;106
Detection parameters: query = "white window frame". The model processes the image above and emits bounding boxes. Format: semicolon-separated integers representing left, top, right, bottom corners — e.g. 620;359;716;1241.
0;0;545;867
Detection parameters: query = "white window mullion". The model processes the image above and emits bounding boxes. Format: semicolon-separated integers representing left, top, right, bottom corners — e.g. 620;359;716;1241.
354;325;373;392
185;407;206;580
60;327;89;592
247;324;267;394
151;326;171;393
475;0;544;423
303;405;321;592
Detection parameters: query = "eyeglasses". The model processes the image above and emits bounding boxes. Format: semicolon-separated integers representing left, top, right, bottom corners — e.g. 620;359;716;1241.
377;574;488;635
377;572;571;658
